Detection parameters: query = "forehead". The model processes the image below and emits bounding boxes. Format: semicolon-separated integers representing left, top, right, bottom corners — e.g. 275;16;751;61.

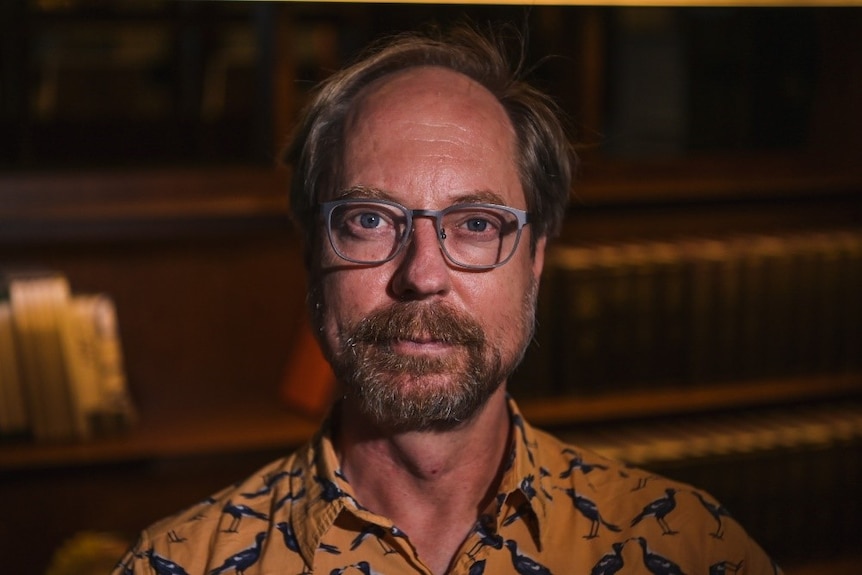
340;66;523;208
348;66;512;130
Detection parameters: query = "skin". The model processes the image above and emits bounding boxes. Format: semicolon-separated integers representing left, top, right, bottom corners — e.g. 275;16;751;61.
313;66;547;574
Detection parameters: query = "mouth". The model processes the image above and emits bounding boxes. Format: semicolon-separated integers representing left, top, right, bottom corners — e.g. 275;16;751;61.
345;301;485;355
389;337;456;356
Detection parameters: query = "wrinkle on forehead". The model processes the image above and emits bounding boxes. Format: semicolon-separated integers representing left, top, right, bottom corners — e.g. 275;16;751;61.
346;66;515;143
340;66;523;209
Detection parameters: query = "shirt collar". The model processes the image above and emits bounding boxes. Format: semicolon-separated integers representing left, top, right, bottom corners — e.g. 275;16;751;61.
496;397;551;548
290;420;355;566
289;397;551;562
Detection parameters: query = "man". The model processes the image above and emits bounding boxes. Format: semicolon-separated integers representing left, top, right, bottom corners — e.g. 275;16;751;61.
115;25;780;575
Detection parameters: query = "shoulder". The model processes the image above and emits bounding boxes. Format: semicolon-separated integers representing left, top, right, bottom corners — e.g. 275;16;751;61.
114;446;311;574
532;430;781;574
155;453;301;533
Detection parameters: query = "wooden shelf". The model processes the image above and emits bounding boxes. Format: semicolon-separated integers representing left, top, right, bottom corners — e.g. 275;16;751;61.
1;153;859;243
0;167;292;242
520;372;862;427
2;372;859;472
576;150;862;206
0;402;321;471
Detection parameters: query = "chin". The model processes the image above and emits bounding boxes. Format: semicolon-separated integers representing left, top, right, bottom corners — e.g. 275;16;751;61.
351;370;503;433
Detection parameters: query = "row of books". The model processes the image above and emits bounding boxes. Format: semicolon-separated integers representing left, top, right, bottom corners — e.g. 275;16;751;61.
0;271;136;442
513;228;862;397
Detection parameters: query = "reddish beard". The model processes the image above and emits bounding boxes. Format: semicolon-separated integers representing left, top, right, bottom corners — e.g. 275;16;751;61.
328;301;506;431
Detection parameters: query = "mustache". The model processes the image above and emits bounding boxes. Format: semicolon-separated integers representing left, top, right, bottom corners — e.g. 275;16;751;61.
348;302;484;347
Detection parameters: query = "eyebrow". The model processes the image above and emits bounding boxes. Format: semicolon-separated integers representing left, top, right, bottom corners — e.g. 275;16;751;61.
334;185;390;201
335;186;508;206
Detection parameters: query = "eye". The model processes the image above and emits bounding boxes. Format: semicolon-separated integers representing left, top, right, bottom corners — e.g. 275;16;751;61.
452;210;505;236
465;217;490;233
335;203;402;238
358;212;382;229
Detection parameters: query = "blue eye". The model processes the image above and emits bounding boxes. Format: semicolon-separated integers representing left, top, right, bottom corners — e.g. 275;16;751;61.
466;218;489;232
358;212;381;229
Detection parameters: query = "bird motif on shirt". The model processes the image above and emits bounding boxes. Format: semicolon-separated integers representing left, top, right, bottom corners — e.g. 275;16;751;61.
520;475;538;500
635;537;687;575
276;521;300;553
275;486;308;511
329;560;379;575
691;490;733;539
590;541;627;575
559;487;622;539
143;547;190;575
630;488;679;535
709;560;744;575
389;525;409;542
512;413;538;465
314;475;346;502
220;502;269;533
115;558;134;575
560;448;609;480
350;524;395;554
538;467;555;500
631;475;658;492
209;532;266;575
319;542;342;555
503;501;536;527
241;468;302;499
190;496;219;520
469;558;487;575
504;539;552;575
466;522;504;559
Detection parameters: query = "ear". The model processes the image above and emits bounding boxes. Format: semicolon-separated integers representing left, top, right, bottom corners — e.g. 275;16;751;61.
532;236;547;284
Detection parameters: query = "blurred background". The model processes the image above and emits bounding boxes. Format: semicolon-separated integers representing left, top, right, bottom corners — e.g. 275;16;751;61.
0;1;860;573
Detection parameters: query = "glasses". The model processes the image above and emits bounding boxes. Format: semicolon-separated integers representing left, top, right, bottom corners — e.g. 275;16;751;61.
320;198;530;270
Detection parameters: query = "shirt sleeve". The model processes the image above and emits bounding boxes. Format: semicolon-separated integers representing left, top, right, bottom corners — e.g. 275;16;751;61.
110;532;156;575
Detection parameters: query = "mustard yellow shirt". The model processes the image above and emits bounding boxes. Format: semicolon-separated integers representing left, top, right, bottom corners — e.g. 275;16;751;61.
114;400;780;575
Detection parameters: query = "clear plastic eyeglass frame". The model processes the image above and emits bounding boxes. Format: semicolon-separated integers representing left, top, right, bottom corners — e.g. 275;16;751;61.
320;198;531;270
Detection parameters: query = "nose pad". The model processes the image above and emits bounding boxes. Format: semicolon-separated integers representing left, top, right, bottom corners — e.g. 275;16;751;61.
405;218;446;261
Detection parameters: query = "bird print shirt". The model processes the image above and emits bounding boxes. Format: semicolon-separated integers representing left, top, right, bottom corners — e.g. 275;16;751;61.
113;399;781;575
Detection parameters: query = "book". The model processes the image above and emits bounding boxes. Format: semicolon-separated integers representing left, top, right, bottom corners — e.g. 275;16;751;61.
2;270;135;442
65;294;137;435
8;272;86;441
0;300;28;438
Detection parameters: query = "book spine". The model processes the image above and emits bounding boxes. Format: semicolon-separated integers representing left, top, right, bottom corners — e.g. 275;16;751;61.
0;301;29;437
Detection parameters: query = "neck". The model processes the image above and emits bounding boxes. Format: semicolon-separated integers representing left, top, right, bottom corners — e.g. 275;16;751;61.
336;385;510;487
334;386;512;574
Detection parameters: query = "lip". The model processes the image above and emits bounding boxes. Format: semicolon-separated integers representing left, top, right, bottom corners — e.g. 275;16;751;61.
390;338;453;355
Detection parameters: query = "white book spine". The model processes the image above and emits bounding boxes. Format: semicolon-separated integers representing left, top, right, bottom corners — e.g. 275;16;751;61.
0;302;29;435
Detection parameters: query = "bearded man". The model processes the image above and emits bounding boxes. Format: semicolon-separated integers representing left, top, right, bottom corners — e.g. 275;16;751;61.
115;25;780;575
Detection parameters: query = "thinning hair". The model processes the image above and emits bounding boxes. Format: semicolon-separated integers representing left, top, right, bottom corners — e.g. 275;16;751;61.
283;23;576;262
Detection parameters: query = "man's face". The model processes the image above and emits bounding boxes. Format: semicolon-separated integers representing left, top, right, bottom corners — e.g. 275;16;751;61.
312;66;546;431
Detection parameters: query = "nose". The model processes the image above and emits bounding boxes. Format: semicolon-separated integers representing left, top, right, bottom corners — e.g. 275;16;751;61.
390;217;452;299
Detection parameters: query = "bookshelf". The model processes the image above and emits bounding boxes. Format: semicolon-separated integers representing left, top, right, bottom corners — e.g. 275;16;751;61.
1;371;858;472
1;3;861;574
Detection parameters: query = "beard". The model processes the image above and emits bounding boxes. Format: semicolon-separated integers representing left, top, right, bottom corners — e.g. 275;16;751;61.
312;279;538;433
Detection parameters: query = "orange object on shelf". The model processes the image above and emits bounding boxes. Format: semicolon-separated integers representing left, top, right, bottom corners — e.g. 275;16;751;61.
279;315;335;418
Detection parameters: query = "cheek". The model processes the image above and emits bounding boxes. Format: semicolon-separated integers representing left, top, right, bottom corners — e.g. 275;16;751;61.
319;269;389;328
468;268;534;338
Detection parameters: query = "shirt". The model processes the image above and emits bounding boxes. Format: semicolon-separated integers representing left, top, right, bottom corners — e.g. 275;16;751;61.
113;399;781;574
